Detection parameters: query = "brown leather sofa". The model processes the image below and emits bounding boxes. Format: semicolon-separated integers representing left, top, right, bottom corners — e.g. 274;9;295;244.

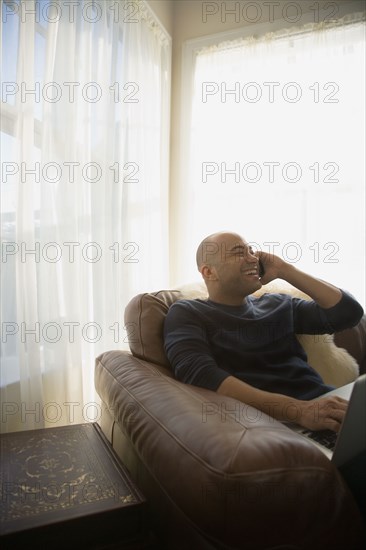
94;287;366;549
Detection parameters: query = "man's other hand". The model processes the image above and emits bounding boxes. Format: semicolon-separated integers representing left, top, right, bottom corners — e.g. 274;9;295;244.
298;396;348;432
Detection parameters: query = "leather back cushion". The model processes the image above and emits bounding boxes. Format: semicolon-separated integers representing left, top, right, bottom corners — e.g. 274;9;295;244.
124;290;182;367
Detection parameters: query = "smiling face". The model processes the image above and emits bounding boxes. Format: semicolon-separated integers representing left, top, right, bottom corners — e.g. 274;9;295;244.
197;232;262;305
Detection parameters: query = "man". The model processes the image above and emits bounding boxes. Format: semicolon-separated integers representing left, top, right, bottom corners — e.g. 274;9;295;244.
164;231;364;433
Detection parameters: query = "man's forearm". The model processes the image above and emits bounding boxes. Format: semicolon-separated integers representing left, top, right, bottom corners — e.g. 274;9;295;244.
217;376;305;422
277;264;342;308
217;375;348;432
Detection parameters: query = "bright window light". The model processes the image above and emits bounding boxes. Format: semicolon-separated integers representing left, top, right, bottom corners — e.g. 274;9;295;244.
183;19;365;306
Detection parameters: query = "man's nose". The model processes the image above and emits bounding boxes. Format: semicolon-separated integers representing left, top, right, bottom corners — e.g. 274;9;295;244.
246;251;258;263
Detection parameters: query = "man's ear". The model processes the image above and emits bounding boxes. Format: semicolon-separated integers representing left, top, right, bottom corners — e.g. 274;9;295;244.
201;264;218;281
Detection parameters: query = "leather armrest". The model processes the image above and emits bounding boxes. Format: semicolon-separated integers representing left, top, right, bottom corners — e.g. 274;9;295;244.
334;316;366;375
95;350;365;549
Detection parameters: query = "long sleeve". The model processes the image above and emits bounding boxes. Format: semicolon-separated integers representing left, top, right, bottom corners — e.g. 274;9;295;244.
292;290;364;334
163;301;230;390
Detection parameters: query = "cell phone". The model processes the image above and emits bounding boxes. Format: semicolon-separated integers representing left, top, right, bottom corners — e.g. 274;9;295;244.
258;259;265;278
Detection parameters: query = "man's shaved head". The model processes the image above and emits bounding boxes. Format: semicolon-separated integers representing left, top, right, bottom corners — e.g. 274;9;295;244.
195;231;262;303
196;231;242;271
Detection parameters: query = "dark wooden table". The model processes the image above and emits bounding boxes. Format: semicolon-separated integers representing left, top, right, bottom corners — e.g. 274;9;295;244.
0;423;148;549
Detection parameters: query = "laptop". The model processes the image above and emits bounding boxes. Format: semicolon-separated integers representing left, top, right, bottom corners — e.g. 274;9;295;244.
288;374;366;467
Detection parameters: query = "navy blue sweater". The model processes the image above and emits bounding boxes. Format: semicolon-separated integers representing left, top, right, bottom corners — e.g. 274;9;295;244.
163;290;363;400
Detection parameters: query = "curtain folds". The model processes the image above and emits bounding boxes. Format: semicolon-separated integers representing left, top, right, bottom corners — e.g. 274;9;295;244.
1;0;171;432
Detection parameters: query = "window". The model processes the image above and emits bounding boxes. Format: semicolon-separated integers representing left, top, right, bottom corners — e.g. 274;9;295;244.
177;9;365;307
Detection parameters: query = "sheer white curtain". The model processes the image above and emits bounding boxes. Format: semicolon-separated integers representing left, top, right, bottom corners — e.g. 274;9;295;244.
0;0;171;432
179;12;365;307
